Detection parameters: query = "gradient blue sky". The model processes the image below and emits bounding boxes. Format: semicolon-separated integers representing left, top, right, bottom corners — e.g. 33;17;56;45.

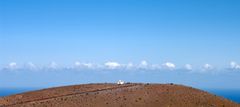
1;0;240;89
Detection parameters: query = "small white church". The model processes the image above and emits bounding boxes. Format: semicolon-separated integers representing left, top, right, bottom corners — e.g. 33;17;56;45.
117;80;125;85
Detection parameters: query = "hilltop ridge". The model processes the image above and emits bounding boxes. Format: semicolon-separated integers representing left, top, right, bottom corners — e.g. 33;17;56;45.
0;83;239;107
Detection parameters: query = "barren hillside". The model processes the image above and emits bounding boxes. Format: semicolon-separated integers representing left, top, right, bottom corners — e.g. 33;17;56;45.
0;83;239;107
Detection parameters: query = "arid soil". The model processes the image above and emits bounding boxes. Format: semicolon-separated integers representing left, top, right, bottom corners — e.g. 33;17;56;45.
0;83;239;107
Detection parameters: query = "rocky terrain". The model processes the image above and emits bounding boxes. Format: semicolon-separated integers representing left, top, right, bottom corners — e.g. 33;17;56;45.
0;83;239;107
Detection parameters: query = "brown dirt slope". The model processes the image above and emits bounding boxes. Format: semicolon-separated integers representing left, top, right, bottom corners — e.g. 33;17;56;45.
0;83;239;107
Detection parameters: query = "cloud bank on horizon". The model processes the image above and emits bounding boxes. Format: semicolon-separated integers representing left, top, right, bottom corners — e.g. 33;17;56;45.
1;61;240;73
1;60;240;89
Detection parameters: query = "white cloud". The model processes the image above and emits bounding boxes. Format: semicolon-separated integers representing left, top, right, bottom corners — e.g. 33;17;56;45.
9;62;17;67
203;64;213;70
82;63;93;68
74;61;94;69
105;61;121;69
230;61;240;69
26;62;37;70
140;60;148;66
75;61;81;66
49;61;58;69
126;62;134;69
8;62;17;69
185;64;192;70
162;62;176;70
138;60;148;69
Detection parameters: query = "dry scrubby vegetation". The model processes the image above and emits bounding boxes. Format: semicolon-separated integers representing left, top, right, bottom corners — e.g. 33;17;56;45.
0;83;239;107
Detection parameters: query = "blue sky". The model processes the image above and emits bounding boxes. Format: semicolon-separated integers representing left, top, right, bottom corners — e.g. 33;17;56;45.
1;0;240;89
